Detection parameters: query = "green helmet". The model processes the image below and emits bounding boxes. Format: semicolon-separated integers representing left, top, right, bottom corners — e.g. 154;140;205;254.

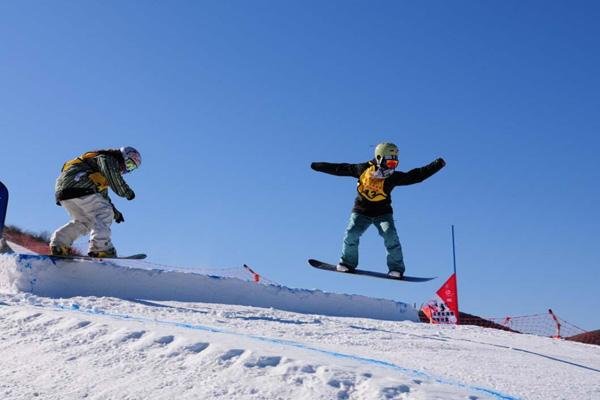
374;142;399;162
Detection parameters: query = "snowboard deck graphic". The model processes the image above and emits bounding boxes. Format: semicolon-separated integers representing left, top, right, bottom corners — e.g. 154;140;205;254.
308;259;436;283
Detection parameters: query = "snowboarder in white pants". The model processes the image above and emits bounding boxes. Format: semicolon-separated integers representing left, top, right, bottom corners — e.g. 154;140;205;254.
50;147;141;258
52;194;117;255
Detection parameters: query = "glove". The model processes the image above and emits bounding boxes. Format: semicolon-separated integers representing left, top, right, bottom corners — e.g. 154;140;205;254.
113;207;124;223
435;157;446;168
125;190;135;201
310;162;324;171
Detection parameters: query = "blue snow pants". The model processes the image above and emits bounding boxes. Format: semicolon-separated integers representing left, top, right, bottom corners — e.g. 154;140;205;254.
340;212;405;273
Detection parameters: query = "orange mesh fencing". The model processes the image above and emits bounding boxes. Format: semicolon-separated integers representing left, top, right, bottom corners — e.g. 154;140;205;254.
420;308;599;346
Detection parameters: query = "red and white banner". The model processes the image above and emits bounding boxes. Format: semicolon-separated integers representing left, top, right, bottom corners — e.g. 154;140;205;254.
421;273;460;324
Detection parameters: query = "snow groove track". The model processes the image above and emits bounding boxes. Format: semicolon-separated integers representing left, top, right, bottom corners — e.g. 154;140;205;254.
3;295;599;399
0;303;435;400
32;302;519;400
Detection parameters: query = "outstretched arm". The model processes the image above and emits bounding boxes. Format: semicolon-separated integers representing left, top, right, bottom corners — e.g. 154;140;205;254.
310;162;366;178
390;158;446;186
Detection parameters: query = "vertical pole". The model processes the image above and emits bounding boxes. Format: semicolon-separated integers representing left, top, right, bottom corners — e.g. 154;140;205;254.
451;225;460;324
451;225;457;275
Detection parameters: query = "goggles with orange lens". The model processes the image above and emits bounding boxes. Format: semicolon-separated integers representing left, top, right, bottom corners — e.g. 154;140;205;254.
384;158;399;169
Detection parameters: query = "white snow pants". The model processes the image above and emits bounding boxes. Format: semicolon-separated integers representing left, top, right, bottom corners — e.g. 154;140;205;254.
50;193;115;252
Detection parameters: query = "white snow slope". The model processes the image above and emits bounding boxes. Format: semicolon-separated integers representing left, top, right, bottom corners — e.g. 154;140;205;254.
1;253;599;400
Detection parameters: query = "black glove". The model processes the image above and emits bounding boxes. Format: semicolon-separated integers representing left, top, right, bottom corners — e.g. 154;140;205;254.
112;206;124;223
311;162;324;171
435;157;446;168
125;190;135;201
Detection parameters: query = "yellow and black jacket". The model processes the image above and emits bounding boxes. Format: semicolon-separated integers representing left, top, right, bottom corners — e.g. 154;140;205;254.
55;149;134;204
311;158;445;217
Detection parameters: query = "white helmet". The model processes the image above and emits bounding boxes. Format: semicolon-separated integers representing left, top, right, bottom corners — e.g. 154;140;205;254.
120;146;142;173
374;142;399;170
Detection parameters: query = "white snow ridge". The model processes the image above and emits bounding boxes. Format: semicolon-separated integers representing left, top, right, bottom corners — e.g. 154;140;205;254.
1;253;599;400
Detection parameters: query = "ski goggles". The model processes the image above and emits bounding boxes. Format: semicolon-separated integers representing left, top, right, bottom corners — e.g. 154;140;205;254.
124;158;139;173
382;158;399;169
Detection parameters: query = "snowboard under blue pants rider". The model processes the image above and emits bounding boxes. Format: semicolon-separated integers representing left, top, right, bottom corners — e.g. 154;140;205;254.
340;212;405;273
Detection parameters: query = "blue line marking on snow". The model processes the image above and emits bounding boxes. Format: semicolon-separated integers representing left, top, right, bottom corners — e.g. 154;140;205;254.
46;303;520;400
17;253;120;268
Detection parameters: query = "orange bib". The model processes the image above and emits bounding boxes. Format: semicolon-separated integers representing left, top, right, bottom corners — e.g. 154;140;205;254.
357;165;387;202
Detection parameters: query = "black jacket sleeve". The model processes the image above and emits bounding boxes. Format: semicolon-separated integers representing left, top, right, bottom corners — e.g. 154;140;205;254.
310;162;366;178
389;158;446;186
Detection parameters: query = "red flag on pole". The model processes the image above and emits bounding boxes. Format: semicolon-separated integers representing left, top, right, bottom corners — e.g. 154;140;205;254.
421;273;460;324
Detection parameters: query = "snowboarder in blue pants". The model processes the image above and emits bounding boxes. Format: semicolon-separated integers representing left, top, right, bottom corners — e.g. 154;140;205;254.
311;143;445;278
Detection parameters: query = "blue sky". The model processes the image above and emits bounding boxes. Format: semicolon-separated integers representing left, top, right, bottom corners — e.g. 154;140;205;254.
1;1;599;329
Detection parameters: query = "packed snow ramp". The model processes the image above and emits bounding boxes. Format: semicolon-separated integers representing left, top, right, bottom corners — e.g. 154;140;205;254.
0;253;418;322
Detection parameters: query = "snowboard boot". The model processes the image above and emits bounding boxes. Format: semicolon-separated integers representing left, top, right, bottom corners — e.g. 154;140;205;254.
88;247;117;258
336;262;355;273
388;270;404;279
50;245;71;256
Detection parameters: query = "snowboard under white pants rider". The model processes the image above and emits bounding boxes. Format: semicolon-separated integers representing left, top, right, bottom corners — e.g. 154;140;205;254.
50;193;115;253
